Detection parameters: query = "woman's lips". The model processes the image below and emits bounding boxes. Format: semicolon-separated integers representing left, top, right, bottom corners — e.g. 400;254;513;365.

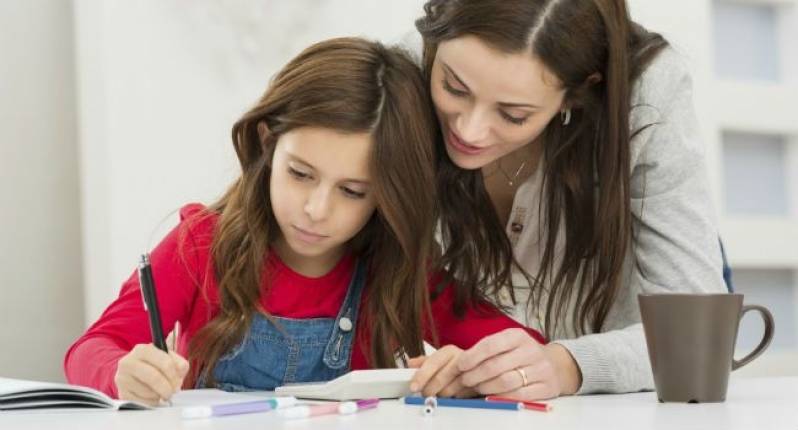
446;129;487;156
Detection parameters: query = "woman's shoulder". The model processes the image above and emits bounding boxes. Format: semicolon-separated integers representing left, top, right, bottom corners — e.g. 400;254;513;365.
631;46;693;115
628;47;706;195
639;46;690;80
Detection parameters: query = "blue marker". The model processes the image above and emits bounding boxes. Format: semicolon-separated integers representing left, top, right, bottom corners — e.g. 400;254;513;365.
403;396;523;411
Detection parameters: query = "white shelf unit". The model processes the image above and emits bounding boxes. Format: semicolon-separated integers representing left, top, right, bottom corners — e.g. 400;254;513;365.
711;0;798;375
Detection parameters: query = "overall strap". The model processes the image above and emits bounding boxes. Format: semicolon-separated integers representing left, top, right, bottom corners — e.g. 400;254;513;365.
323;258;367;369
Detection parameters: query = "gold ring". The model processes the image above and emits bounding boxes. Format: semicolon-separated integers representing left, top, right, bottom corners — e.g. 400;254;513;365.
515;367;529;387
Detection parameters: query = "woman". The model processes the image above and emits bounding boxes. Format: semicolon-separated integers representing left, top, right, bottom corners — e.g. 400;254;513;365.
408;0;728;399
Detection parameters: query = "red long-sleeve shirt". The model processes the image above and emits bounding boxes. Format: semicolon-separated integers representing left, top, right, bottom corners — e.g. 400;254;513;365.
64;204;545;397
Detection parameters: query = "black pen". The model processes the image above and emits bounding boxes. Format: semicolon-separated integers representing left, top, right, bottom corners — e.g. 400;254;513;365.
138;253;168;352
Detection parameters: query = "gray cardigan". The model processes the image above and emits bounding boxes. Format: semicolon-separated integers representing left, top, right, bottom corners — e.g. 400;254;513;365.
500;46;727;394
401;28;727;394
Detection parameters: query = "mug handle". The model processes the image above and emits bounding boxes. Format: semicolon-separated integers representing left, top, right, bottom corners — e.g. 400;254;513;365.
732;304;775;370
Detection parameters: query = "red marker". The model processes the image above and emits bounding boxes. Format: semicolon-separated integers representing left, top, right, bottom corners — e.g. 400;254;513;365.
485;396;552;412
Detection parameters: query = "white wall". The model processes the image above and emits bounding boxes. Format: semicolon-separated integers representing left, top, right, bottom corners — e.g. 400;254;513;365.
0;0;84;381
3;0;794;381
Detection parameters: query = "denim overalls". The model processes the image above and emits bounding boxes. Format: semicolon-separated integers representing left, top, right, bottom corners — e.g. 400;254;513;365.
200;260;366;392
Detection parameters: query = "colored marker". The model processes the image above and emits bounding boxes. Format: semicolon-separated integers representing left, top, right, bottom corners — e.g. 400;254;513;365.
280;398;380;419
485;395;552;412
403;396;523;411
181;397;297;419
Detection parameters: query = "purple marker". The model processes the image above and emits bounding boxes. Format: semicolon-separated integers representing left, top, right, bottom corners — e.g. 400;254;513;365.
181;397;297;419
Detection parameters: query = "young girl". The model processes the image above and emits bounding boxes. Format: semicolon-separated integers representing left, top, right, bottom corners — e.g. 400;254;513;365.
64;37;544;405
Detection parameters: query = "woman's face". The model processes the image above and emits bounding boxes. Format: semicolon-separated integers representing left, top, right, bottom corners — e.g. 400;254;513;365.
430;35;566;170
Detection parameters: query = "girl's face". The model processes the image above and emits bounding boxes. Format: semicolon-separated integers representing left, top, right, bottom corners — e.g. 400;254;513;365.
270;127;377;273
430;35;567;170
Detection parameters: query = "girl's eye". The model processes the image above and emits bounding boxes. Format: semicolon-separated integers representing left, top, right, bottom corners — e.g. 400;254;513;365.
442;79;469;98
341;186;366;199
500;111;529;125
288;167;311;180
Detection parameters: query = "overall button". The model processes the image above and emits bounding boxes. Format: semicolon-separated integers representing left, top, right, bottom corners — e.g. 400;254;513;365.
338;317;353;332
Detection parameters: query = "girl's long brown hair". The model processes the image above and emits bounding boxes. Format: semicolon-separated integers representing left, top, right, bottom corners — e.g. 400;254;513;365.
186;37;440;386
416;0;667;337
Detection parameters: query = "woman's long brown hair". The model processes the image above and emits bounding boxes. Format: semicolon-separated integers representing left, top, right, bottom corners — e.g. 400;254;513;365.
185;37;440;386
416;0;667;337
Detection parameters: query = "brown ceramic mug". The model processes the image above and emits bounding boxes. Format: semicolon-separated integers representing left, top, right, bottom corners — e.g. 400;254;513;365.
638;293;774;403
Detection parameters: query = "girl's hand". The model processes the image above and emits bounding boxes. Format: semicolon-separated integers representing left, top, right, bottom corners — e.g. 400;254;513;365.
407;345;477;398
114;331;189;406
456;328;581;400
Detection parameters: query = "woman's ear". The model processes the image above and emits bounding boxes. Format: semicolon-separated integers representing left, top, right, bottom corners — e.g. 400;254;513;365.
584;72;602;86
564;72;603;110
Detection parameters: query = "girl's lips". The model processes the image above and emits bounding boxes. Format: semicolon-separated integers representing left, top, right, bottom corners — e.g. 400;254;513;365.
446;129;488;156
292;225;328;244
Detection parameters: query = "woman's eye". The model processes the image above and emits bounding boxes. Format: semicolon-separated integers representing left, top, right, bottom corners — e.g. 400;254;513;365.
500;111;529;125
442;79;469;98
441;77;528;125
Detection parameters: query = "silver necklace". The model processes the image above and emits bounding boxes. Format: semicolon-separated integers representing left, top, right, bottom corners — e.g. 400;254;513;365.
499;160;528;187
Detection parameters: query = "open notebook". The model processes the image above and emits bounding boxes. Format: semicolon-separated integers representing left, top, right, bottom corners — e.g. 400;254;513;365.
0;377;150;411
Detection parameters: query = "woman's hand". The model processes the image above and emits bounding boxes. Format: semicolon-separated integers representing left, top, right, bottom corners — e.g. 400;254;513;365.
456;328;582;400
114;329;189;406
407;345;477;398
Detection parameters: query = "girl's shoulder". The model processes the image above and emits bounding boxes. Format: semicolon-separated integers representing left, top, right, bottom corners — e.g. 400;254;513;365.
175;203;219;256
179;203;218;229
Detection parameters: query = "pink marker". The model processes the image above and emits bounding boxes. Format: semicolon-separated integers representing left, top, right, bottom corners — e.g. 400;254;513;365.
279;399;380;419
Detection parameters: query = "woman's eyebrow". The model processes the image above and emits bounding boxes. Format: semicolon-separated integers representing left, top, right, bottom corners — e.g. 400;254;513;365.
498;100;540;109
442;62;471;91
442;62;540;110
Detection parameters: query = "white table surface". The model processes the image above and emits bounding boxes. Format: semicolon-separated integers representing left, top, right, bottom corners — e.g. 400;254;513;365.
2;376;797;430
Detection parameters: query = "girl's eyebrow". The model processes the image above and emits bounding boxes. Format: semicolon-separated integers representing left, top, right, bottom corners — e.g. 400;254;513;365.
441;62;541;110
286;153;371;185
